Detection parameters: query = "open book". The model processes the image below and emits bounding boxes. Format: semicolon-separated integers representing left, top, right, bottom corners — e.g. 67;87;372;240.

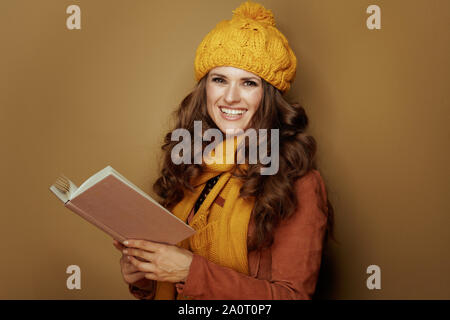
49;165;195;245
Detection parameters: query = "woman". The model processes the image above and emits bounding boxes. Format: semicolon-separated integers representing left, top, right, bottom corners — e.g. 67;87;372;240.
113;0;335;300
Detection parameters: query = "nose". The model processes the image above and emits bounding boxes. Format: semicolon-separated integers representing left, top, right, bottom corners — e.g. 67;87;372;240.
224;83;241;105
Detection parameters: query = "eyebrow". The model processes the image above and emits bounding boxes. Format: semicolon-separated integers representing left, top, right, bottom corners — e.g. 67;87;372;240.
210;73;261;83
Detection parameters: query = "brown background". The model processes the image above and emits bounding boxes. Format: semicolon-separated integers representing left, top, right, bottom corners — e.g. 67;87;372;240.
1;0;449;299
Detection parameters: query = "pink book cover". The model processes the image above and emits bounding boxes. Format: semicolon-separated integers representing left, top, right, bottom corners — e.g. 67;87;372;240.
49;166;196;245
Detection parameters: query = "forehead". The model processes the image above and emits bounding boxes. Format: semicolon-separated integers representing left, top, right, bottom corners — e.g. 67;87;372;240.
209;66;261;79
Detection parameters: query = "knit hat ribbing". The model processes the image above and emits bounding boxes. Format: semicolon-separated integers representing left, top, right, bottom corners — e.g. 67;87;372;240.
194;0;297;92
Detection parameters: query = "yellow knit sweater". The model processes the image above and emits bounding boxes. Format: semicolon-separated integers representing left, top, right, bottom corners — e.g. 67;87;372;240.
154;137;255;300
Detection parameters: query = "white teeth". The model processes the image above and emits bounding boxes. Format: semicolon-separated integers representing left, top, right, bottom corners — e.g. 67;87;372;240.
220;107;246;115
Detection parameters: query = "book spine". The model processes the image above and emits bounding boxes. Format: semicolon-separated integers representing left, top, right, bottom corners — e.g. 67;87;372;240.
65;200;126;243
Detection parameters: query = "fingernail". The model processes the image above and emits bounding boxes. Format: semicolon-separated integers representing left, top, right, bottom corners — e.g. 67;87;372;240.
123;249;128;254
123;241;129;245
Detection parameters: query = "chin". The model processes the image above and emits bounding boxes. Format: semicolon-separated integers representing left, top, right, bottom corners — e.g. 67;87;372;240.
219;125;245;135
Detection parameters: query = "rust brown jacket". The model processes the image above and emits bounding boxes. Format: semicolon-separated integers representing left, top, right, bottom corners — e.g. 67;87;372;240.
129;169;329;300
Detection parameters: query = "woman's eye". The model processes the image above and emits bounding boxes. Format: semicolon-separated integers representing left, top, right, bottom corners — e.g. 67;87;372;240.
244;80;257;87
212;77;225;83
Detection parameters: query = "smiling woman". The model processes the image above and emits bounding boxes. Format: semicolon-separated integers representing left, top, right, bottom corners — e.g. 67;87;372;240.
114;0;335;300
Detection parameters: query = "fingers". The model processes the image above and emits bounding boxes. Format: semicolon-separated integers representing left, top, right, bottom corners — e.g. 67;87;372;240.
124;271;147;284
144;273;158;281
122;257;140;274
128;256;158;274
115;240;156;285
123;239;163;253
115;240;142;267
113;240;126;252
123;247;156;263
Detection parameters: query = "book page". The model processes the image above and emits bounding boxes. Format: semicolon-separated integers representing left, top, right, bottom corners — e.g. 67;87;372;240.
49;178;78;203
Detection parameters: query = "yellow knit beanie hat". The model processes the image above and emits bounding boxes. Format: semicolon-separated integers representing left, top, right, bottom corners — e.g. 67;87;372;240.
194;0;297;92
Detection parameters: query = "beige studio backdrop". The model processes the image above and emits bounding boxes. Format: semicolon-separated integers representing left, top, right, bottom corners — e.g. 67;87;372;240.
1;0;449;299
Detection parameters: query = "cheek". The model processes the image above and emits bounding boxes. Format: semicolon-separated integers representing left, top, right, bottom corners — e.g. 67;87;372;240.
206;104;215;122
205;86;217;117
206;83;221;101
246;90;263;114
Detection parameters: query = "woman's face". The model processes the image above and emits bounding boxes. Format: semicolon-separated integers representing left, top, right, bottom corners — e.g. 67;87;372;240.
205;66;263;134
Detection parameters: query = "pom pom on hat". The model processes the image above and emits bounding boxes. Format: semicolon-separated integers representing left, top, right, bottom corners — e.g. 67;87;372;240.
232;1;276;27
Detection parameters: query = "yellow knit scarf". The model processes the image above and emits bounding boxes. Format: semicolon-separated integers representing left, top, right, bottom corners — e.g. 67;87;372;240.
154;136;255;300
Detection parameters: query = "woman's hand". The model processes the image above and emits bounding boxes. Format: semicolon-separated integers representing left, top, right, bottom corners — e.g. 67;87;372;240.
112;240;155;290
121;239;194;283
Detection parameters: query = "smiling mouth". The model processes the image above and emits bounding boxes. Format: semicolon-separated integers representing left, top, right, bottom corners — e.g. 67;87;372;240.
219;106;248;115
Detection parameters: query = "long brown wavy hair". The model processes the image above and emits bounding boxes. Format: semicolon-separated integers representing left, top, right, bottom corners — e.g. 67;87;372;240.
153;74;335;251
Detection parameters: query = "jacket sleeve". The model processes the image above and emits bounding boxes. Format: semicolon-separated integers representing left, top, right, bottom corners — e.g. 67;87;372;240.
178;170;329;300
